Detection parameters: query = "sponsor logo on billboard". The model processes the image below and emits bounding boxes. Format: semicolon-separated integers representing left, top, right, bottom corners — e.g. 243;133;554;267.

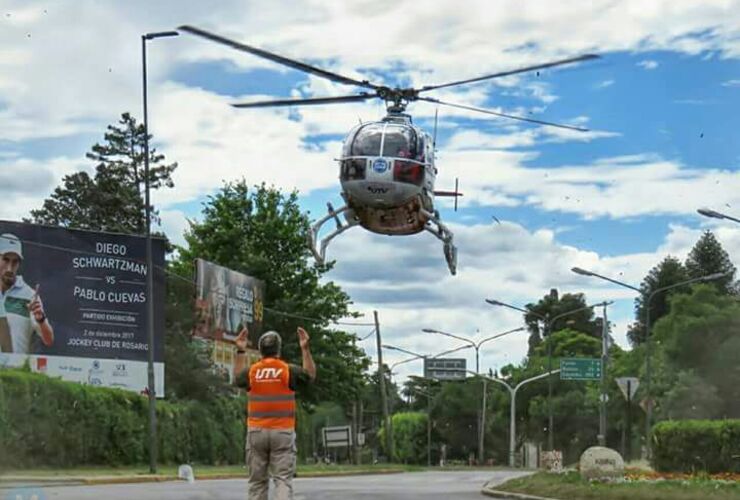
88;360;104;386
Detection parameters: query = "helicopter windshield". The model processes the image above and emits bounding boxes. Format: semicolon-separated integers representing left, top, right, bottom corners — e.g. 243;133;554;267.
382;125;418;159
350;123;384;156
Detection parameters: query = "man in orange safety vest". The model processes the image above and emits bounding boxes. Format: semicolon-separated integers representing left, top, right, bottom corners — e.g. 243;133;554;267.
234;326;316;500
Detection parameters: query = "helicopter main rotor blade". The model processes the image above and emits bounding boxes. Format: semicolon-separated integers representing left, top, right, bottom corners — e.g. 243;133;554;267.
232;94;375;108
419;97;589;132
418;54;599;93
179;25;381;91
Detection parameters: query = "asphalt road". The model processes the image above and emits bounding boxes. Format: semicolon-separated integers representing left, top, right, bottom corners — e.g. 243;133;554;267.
17;470;531;500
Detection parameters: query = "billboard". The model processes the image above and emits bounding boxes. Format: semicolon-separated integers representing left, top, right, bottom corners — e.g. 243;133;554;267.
424;357;467;380
0;220;166;396
193;258;265;347
193;259;265;381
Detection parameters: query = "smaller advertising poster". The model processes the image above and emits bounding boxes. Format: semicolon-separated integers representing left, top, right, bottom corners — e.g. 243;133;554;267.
193;258;265;348
193;259;265;382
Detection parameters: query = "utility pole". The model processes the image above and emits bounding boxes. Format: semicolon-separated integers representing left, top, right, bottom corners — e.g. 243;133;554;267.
478;377;488;464
598;303;608;446
374;310;392;461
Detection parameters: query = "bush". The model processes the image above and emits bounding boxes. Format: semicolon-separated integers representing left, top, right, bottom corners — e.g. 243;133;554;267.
0;369;246;468
652;419;740;473
379;412;428;464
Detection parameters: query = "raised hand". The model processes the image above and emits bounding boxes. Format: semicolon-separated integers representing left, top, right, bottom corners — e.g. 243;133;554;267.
235;326;249;351
28;284;46;323
297;327;310;350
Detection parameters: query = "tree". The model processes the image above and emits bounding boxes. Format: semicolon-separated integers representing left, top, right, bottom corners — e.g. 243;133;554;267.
524;289;601;354
380;412;429;464
685;230;737;294
31;112;177;233
627;256;689;346
652;284;740;417
175;181;369;407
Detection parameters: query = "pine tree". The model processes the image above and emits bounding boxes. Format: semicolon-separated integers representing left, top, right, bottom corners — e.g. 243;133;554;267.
31;112;177;234
685;230;736;295
524;289;601;355
627;256;689;346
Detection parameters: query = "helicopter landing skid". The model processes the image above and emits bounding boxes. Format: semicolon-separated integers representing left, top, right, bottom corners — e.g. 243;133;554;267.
421;209;457;275
308;203;360;266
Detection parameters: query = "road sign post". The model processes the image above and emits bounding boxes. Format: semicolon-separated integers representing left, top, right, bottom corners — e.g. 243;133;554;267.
615;377;639;461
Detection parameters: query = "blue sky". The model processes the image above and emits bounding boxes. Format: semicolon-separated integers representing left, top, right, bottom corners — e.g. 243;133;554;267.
1;0;739;380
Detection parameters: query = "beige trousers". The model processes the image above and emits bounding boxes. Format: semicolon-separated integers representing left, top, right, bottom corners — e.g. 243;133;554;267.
246;428;297;500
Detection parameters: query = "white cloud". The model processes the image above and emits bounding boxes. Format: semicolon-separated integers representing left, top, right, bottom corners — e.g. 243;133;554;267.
594;79;615;89
435;147;740;219
722;79;740;87
637;60;659;70
0;156;88;221
330;219;740;382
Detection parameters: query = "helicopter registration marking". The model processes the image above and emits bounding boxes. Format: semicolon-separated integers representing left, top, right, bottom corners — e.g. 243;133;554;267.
372;158;388;173
367;185;389;194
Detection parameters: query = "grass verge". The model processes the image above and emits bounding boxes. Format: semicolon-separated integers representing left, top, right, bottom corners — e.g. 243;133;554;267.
495;471;740;500
0;463;423;480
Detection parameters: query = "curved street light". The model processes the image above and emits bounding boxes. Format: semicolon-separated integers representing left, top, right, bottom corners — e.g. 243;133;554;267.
421;326;525;462
484;298;609;451
468;369;560;467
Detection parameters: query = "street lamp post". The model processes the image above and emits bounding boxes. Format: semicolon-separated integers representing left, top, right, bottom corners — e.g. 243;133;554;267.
571;266;728;456
485;298;608;451
421;327;525;375
141;30;178;474
421;326;525;462
384;344;473;467
467;369;560;467
697;208;740;224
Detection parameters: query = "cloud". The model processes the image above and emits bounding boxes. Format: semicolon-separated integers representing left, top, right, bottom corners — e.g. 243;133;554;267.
329;218;740;380
594;79;615;89
722;79;740;87
435;147;740;219
637;60;659;70
0;156;87;221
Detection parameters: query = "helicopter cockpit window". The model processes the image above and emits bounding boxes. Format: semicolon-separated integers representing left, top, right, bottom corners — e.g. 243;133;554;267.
341;158;366;181
382;126;418;159
350;123;384;156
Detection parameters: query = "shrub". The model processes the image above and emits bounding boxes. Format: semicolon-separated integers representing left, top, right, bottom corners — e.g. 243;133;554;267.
0;369;246;468
652;419;740;473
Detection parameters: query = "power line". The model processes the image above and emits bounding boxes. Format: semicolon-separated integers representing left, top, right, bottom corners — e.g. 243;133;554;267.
14;236;374;327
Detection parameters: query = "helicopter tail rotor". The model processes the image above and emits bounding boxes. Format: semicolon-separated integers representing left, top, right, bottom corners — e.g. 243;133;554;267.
434;178;463;211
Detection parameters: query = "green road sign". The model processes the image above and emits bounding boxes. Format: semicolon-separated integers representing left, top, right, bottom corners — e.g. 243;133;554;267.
560;357;602;380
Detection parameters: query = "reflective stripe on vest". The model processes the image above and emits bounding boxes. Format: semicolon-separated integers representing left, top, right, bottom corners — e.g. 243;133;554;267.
247;357;296;430
248;394;296;402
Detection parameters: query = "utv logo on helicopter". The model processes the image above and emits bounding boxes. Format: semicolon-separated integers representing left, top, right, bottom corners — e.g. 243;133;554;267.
367;185;389;194
372;158;388;173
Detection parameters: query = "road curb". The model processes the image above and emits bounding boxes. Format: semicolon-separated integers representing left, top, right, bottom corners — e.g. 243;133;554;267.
481;484;561;500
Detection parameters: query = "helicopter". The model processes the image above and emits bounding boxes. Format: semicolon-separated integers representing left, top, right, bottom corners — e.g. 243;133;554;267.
179;25;598;275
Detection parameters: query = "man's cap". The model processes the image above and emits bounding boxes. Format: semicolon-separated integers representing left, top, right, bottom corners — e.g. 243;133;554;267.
0;234;22;259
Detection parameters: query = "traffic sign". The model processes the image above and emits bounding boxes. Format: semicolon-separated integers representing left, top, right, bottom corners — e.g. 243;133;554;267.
322;425;352;448
560;358;602;380
424;358;466;380
615;377;639;401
